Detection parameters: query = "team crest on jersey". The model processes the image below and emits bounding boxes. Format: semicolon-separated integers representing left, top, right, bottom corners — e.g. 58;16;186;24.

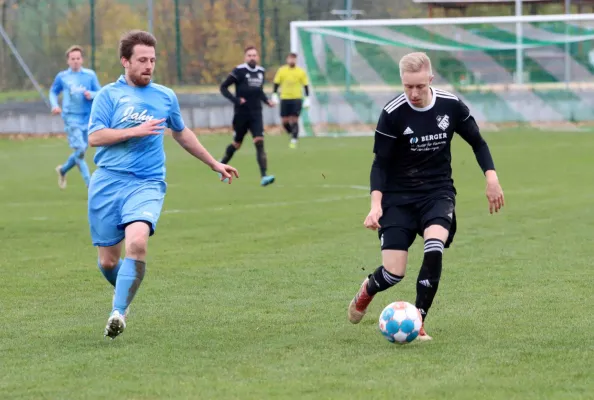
436;115;450;131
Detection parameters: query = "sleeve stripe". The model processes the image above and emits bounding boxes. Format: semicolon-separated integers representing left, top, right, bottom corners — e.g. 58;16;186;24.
375;129;397;139
385;99;406;114
462;113;471;121
384;94;405;113
435;93;459;101
433;88;459;99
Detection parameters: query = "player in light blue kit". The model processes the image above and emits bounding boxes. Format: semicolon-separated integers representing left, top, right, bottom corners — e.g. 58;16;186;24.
87;30;239;339
50;45;101;189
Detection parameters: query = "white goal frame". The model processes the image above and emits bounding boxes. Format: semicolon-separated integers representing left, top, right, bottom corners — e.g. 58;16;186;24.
290;13;594;86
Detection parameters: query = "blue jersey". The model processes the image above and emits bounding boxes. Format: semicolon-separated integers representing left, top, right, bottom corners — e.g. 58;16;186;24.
49;68;101;116
88;75;186;180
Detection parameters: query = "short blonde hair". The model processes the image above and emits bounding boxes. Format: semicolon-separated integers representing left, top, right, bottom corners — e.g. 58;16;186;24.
399;52;433;77
65;45;84;58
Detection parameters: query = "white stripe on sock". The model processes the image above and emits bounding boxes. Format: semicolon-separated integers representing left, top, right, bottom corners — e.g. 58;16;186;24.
382;269;402;285
424;239;444;253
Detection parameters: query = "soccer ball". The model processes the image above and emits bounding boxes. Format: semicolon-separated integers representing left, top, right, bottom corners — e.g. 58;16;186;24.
378;301;423;344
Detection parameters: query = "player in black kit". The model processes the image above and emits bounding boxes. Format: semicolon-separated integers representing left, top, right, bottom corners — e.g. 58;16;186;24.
347;52;505;340
220;46;276;186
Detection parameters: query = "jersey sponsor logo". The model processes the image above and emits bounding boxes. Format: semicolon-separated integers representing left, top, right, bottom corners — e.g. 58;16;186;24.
403;127;414;135
68;82;87;95
421;132;447;142
119;106;156;124
409;132;448;151
246;72;263;87
437;115;450;131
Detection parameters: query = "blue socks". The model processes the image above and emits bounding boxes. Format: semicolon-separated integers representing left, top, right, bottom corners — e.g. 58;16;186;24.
75;157;91;187
112;258;146;315
97;259;122;287
60;153;77;175
61;150;91;187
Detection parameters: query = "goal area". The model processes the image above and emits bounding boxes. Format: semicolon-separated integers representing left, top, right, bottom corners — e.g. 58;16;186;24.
290;13;594;136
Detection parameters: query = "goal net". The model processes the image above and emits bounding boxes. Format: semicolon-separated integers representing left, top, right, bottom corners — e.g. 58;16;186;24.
290;14;594;136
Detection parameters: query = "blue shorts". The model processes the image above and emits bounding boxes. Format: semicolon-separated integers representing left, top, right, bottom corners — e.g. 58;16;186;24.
88;168;167;247
63;115;89;151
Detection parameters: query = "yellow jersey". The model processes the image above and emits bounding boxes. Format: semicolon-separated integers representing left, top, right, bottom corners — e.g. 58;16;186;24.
273;65;309;100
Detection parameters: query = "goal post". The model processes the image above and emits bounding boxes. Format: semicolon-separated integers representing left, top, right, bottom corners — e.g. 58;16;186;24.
290;13;594;136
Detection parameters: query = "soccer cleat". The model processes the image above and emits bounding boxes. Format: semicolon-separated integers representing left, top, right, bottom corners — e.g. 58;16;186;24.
104;310;126;340
55;165;66;189
260;175;275;186
418;324;433;341
289;139;298;149
348;278;375;324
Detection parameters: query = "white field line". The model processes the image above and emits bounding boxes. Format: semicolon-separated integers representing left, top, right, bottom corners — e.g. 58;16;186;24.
164;194;368;214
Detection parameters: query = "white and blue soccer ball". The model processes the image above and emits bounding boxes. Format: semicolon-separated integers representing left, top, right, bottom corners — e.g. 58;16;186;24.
378;301;423;344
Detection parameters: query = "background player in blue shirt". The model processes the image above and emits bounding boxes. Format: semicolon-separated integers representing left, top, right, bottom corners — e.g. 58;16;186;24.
87;30;239;339
50;45;101;189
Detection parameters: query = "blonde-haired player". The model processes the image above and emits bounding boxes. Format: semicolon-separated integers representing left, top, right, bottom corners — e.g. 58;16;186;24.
347;52;505;340
271;53;310;148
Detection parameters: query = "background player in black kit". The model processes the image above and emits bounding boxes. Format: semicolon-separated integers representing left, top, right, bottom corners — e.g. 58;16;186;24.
347;52;505;340
220;46;276;186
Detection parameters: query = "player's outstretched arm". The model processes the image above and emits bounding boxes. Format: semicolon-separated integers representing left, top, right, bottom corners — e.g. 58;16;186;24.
260;75;274;107
220;74;241;105
49;74;63;114
85;72;102;100
88;119;165;147
365;155;386;230
456;107;504;214
302;85;310;108
271;83;280;105
172;127;239;183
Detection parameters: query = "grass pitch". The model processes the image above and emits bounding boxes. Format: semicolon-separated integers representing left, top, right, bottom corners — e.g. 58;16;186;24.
0;129;593;399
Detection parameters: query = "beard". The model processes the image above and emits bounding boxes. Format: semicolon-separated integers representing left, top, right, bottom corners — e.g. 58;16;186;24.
129;72;152;87
247;60;257;68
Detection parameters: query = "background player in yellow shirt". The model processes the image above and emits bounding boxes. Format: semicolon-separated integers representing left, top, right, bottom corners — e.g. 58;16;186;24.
272;53;310;148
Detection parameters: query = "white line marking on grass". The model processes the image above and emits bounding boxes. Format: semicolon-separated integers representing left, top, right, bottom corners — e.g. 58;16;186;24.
163;194;368;215
5;200;82;208
273;184;369;191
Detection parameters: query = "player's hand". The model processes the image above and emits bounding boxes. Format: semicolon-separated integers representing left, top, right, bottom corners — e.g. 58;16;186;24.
239;98;246;105
83;91;92;100
267;100;275;107
212;162;239;184
364;206;383;231
131;118;166;137
303;96;311;109
51;107;62;115
486;174;504;214
271;93;279;105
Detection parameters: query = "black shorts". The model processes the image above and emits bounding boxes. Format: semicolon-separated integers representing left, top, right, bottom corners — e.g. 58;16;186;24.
378;192;457;251
233;112;264;143
280;99;302;117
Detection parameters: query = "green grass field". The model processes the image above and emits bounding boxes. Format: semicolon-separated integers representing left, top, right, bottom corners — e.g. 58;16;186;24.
1;130;593;399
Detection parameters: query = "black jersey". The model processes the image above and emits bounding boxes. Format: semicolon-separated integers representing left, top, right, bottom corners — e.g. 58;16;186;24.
370;88;495;204
220;63;269;112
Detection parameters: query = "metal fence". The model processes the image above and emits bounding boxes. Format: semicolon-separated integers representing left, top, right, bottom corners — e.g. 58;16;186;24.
0;0;583;93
